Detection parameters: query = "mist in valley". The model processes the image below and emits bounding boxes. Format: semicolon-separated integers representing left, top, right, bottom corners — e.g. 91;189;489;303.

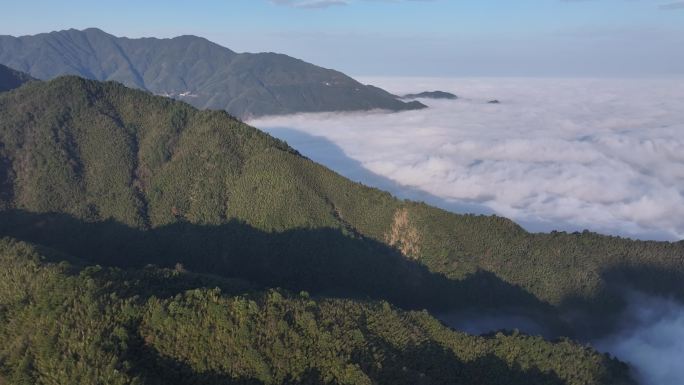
435;292;684;385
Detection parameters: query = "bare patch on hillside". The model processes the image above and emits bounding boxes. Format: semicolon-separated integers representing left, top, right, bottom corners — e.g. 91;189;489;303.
386;208;421;258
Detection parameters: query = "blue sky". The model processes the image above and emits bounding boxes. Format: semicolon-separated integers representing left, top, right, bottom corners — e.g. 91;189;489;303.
2;0;683;76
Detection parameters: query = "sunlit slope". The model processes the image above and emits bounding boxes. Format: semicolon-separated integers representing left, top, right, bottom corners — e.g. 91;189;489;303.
0;76;682;315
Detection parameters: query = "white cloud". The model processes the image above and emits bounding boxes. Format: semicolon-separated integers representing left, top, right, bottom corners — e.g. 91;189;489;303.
251;77;684;241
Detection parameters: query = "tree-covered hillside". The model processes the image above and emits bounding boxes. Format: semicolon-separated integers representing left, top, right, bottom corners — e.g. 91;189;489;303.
0;64;32;93
0;28;425;118
0;76;683;333
0;238;634;385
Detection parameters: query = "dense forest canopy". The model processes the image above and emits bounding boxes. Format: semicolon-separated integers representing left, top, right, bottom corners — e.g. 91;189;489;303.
0;238;634;385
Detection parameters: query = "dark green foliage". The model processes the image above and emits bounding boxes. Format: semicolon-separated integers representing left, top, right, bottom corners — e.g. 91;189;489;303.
0;64;33;93
0;28;425;118
0;238;634;385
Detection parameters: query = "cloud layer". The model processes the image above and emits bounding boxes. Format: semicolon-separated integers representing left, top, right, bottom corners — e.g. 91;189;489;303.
251;77;684;241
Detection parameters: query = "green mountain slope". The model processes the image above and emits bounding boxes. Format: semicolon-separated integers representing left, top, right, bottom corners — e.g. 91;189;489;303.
0;76;683;332
0;238;634;385
0;28;425;118
0;64;32;92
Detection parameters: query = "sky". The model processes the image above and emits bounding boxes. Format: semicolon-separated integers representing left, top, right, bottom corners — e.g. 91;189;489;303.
2;0;684;77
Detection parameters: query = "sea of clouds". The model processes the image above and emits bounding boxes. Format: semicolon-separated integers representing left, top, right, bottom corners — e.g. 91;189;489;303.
251;77;684;241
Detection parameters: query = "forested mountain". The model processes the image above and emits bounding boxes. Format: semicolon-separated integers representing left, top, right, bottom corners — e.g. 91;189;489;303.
0;28;425;118
0;238;633;385
0;64;32;92
0;76;683;382
1;76;683;319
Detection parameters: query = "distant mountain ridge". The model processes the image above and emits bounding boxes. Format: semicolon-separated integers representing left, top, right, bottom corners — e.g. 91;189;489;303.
0;63;33;92
403;90;458;100
0;28;425;118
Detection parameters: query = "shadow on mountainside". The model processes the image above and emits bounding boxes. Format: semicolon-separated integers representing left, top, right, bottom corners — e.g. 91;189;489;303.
0;209;564;331
2;209;683;341
354;341;570;385
558;263;684;340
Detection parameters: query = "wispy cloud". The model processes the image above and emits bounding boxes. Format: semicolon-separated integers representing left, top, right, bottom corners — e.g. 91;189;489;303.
660;1;684;10
270;0;348;9
270;0;434;8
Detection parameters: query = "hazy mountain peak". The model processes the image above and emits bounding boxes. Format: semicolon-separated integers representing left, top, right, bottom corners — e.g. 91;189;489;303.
0;28;424;118
80;27;109;34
